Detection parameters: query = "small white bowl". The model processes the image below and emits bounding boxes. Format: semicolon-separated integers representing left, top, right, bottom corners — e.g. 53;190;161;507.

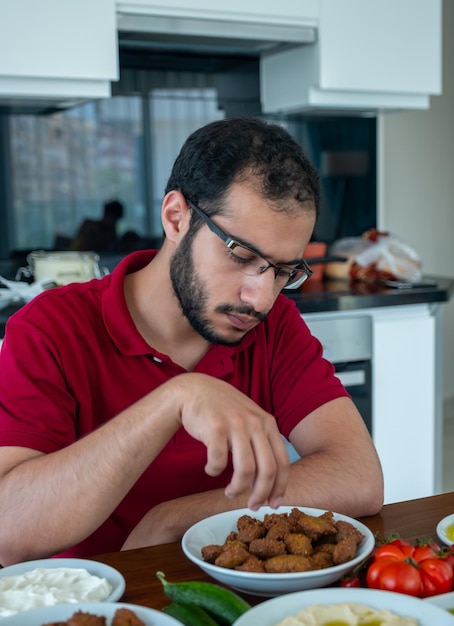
0;602;181;626
182;506;375;597
0;557;125;613
437;513;454;546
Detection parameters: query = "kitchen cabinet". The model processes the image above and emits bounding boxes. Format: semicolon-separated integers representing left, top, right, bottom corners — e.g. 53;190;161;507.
116;0;319;25
261;0;442;113
116;0;317;58
303;303;443;505
0;0;441;114
117;0;441;113
0;0;118;112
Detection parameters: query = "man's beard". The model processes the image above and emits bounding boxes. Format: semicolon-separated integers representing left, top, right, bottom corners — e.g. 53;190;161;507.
169;233;265;346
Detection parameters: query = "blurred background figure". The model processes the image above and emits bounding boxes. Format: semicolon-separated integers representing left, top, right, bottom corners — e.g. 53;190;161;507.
71;200;124;252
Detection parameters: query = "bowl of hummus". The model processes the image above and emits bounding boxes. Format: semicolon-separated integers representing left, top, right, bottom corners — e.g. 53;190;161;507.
233;588;454;626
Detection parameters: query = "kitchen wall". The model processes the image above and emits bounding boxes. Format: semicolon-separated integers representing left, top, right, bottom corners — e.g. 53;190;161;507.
378;0;454;401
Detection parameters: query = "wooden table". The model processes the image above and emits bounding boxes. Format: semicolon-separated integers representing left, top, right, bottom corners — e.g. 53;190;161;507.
92;492;454;610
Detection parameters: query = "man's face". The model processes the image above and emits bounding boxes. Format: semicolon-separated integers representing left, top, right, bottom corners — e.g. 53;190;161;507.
169;183;315;346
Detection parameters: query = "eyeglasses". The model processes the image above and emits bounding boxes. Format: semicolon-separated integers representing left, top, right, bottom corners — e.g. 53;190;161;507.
187;200;312;290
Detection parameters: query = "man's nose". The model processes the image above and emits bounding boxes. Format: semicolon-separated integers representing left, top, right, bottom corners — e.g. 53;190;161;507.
240;269;279;314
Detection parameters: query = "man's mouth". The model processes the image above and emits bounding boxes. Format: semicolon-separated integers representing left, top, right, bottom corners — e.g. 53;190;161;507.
225;313;259;332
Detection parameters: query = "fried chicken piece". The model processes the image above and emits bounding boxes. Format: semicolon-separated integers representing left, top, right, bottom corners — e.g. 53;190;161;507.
332;537;359;565
288;509;337;540
264;554;313;573
335;520;365;545
225;531;238;542
214;540;250;569
249;537;286;559
236;515;267;543
313;542;336;556
201;544;224;563
235;554;266;573
112;607;145;626
285;532;313;556
266;519;292;541
331;520;364;564
310;550;334;569
263;512;289;529
67;612;106;626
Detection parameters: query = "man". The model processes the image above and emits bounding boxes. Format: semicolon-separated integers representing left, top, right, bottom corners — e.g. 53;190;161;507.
70;199;124;251
0;118;383;566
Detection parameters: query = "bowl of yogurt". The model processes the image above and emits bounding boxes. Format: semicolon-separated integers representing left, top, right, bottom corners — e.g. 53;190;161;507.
0;558;125;618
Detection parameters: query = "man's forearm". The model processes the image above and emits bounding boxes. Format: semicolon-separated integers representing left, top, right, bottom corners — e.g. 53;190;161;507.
122;453;383;551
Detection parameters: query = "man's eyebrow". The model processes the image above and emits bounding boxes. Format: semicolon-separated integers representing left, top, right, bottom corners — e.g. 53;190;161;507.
227;231;306;267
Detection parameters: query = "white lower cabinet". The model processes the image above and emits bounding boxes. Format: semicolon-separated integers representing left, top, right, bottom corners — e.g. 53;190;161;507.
303;303;443;504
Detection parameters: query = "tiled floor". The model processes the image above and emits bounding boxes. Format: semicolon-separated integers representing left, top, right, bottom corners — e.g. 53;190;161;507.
443;396;454;493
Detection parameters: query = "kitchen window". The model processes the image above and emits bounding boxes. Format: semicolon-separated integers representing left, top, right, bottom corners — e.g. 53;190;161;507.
6;87;223;255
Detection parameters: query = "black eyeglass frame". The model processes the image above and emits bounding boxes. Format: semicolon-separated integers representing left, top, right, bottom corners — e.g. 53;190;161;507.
187;199;313;290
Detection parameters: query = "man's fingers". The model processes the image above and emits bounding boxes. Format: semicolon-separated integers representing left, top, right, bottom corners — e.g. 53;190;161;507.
223;427;290;510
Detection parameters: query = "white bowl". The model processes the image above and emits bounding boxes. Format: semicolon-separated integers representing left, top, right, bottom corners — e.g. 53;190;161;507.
182;506;375;597
437;513;454;546
233;587;454;626
0;557;125;614
0;602;181;625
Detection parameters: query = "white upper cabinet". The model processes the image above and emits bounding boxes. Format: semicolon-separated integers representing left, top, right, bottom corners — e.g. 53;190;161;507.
261;0;442;113
116;0;318;55
116;0;319;25
0;0;118;112
0;0;442;114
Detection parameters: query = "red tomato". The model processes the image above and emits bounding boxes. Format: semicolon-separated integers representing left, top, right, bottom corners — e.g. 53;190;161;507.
374;543;415;561
418;558;454;597
413;544;440;562
341;574;361;588
366;538;454;598
388;537;413;549
366;559;421;597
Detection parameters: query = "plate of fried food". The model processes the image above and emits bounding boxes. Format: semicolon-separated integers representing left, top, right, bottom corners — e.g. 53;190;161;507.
0;602;181;625
181;506;375;597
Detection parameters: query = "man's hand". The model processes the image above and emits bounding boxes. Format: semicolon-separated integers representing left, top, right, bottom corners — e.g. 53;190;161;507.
173;374;290;510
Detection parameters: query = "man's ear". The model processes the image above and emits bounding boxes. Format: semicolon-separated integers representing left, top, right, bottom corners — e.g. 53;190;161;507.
161;191;191;243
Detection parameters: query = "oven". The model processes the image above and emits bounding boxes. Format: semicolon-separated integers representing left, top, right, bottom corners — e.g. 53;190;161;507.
284;314;373;461
305;314;373;432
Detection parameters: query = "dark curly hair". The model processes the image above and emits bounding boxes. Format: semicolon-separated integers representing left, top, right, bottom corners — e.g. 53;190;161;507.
165;117;320;221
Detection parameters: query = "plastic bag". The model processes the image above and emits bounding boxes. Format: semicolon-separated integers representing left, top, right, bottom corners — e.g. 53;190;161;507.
350;229;423;283
325;237;375;280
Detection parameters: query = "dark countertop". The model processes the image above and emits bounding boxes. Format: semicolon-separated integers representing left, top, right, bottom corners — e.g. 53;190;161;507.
1;275;453;338
285;274;454;314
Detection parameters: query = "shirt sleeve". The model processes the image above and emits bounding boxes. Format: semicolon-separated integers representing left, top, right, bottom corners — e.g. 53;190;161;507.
0;303;78;453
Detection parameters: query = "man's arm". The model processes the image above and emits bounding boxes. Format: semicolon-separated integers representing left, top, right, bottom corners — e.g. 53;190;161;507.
0;374;289;566
121;397;384;550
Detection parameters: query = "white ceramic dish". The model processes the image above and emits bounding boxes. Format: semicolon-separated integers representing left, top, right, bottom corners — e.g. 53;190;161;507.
437;513;454;546
0;557;125;604
233;587;454;626
425;590;454;613
182;506;375;597
0;601;181;625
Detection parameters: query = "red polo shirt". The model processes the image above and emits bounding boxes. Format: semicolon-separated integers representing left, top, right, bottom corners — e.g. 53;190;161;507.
0;251;347;557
